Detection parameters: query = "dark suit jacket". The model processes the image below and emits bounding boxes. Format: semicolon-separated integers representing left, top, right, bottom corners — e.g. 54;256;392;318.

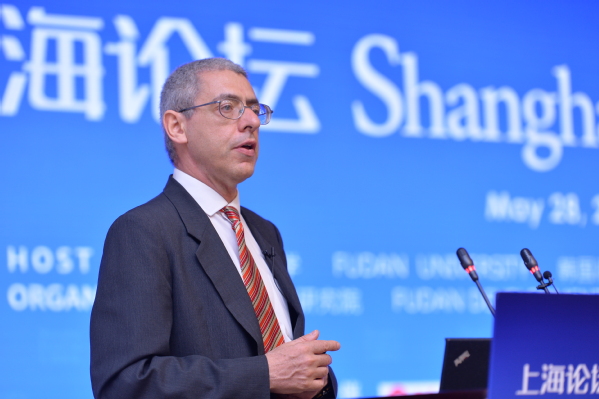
90;177;335;398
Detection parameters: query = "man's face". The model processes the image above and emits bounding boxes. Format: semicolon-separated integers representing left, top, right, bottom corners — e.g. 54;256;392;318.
183;69;261;191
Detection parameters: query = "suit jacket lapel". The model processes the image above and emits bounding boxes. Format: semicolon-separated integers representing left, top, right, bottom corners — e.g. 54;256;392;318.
162;177;264;352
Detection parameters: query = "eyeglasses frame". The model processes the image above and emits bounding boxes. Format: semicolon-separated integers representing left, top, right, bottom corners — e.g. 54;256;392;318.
177;100;273;125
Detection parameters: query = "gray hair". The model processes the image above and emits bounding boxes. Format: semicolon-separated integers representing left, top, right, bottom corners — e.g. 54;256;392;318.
159;58;248;165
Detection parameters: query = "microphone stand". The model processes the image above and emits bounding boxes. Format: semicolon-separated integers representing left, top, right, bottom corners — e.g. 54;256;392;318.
536;281;552;294
475;280;496;316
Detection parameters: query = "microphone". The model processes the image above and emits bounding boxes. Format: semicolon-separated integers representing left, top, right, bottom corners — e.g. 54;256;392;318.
263;247;285;296
262;247;276;259
543;270;560;294
520;248;543;282
457;248;478;281
456;248;495;316
520;248;550;294
262;247;276;273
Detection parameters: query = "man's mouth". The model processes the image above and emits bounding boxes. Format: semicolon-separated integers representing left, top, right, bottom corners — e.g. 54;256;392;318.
237;140;256;150
236;141;257;155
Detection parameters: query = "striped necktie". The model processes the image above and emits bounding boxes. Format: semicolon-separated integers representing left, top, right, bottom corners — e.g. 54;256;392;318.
220;206;285;352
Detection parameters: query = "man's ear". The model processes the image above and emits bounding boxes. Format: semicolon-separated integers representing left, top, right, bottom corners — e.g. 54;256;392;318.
163;110;189;144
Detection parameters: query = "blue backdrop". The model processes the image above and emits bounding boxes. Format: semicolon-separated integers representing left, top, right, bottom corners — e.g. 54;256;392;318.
2;1;599;397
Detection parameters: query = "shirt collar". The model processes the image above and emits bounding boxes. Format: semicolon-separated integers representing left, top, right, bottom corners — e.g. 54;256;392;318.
172;168;241;217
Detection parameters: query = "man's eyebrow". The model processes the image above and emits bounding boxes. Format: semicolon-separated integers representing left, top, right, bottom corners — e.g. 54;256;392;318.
213;93;260;105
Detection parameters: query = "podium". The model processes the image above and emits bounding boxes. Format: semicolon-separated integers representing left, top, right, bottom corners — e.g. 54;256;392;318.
487;293;599;398
359;292;599;399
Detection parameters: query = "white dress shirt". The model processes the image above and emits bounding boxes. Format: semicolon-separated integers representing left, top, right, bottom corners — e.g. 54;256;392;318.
173;168;293;342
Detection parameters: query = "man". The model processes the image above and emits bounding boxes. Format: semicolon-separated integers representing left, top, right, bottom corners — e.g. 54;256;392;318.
90;58;340;399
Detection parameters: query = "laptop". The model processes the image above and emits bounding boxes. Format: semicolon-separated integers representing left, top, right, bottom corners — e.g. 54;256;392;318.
440;338;491;392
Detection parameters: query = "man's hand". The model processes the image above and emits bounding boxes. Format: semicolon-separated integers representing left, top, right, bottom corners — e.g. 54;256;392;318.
266;330;340;397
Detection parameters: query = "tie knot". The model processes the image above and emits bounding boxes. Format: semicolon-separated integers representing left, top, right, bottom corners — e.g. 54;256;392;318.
221;206;240;225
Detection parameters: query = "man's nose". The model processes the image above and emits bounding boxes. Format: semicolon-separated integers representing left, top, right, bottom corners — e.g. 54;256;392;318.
239;106;261;130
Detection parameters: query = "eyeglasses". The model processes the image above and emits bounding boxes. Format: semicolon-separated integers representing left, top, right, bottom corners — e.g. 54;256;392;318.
178;98;273;125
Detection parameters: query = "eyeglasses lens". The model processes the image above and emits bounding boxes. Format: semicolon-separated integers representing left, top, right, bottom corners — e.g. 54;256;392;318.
217;99;271;125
